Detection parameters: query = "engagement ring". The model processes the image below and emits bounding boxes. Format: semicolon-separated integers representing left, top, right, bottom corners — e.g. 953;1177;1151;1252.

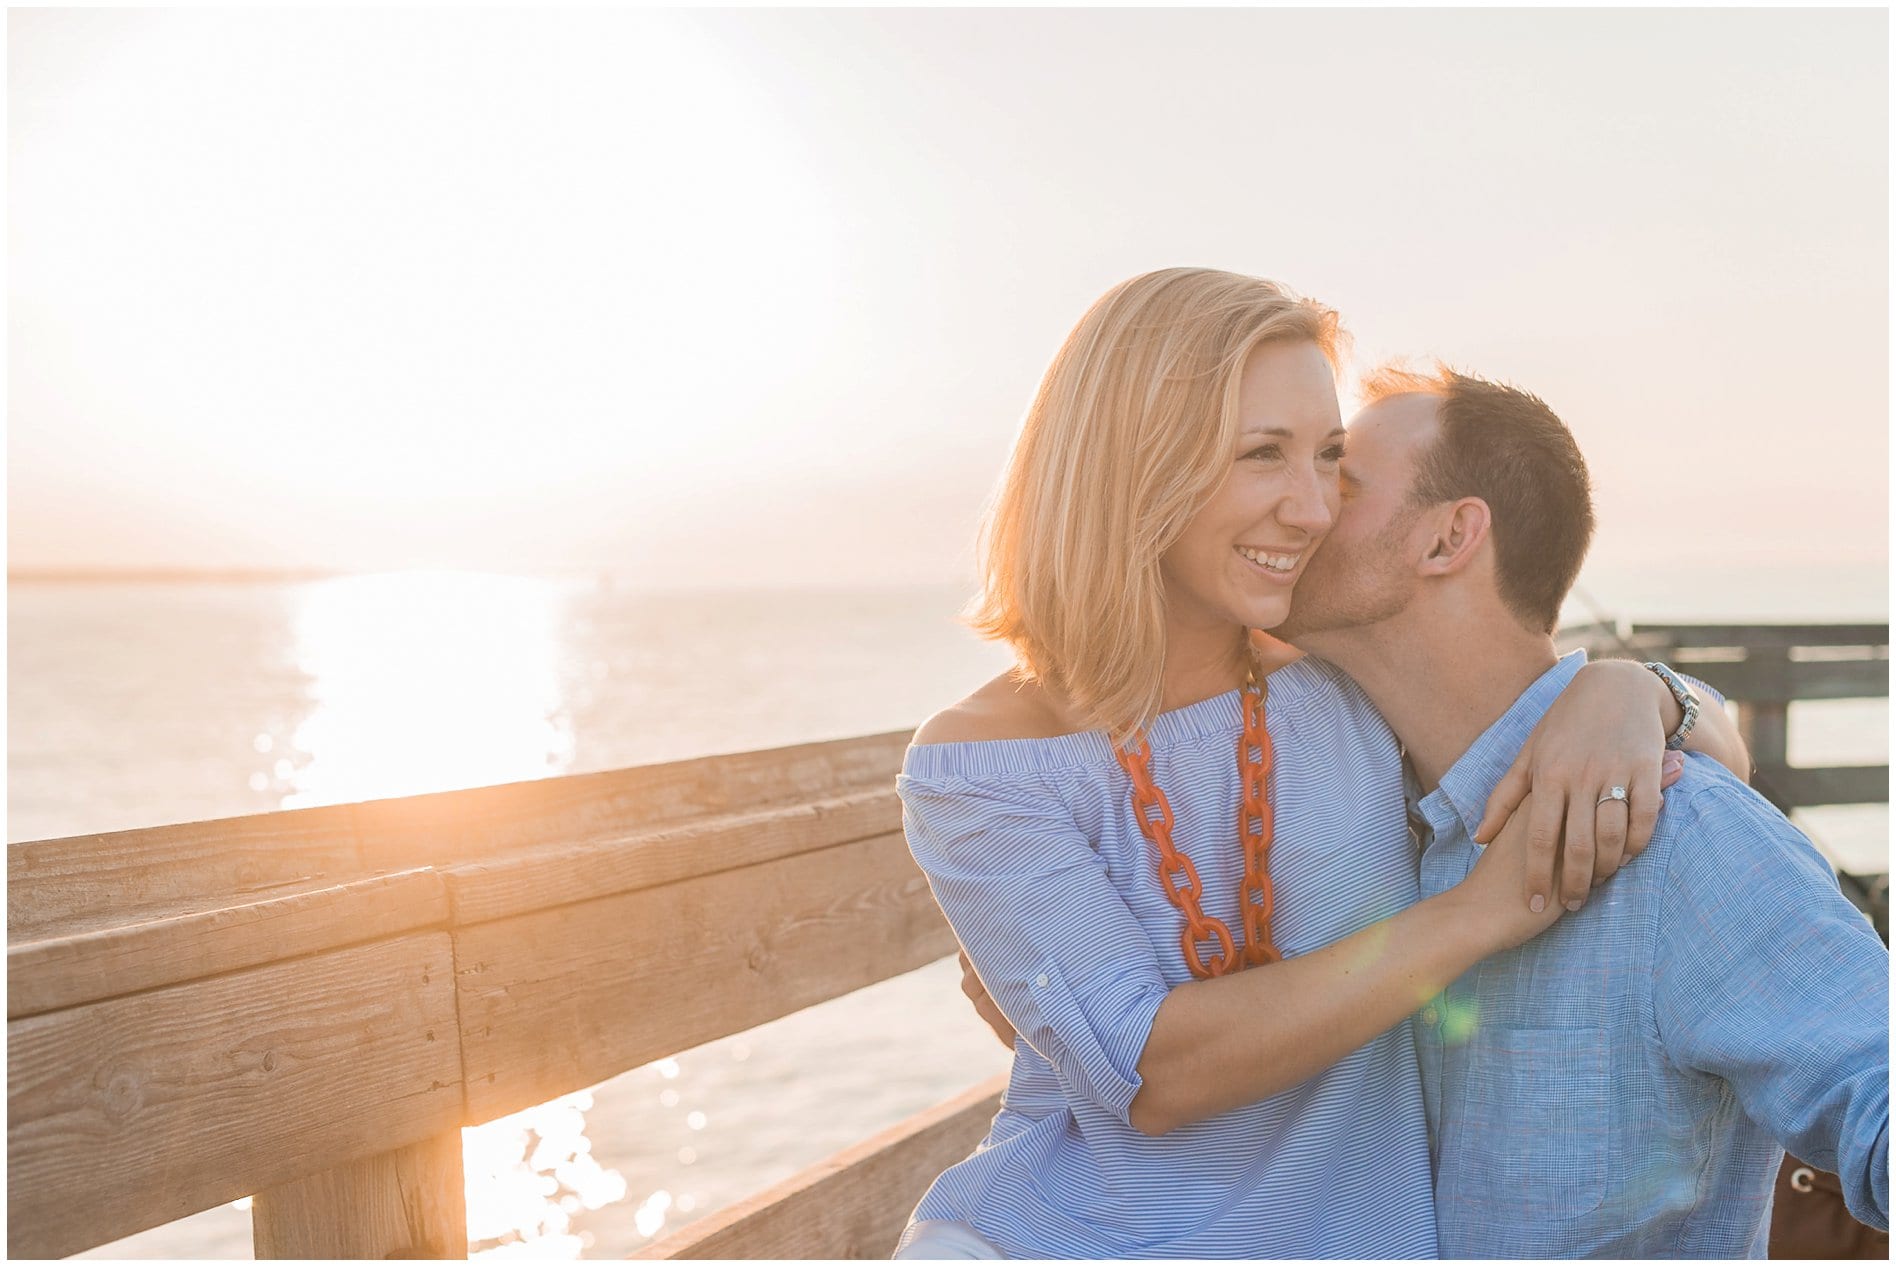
1596;785;1629;807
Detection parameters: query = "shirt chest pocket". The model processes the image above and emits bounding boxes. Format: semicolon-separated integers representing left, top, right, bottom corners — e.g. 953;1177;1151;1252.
1453;1027;1610;1221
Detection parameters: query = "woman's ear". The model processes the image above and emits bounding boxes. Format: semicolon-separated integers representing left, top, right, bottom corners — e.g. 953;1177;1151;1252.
1418;497;1492;577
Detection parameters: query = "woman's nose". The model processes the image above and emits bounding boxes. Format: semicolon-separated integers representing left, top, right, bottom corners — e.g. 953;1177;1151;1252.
1278;467;1334;537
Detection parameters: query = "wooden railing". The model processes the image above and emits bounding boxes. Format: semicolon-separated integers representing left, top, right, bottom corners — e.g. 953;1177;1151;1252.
8;622;1886;1259
1559;621;1889;928
8;731;1003;1259
1560;621;1889;807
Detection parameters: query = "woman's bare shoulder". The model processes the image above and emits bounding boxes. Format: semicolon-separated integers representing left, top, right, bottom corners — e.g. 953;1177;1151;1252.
912;673;1081;745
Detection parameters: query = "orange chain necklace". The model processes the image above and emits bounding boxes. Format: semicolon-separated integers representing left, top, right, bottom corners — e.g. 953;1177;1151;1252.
1114;664;1280;980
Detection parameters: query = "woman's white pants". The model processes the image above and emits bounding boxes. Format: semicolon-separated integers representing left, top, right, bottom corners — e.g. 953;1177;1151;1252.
893;1219;1007;1259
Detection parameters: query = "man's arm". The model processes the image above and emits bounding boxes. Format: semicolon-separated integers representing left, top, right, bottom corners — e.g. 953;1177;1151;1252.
1653;773;1889;1229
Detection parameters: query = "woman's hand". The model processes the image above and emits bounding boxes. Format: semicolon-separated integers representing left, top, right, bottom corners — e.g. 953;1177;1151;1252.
959;948;1018;1049
1455;792;1567;953
1473;659;1688;914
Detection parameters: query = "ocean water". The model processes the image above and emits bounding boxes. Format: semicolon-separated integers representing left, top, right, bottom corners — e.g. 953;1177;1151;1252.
8;572;1887;1258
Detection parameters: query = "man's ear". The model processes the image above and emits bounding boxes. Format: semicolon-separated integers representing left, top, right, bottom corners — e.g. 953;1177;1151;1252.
1417;498;1492;577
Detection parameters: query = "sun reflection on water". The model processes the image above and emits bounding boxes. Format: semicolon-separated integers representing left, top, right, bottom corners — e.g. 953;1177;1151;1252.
463;1090;629;1259
281;570;576;808
280;570;615;1256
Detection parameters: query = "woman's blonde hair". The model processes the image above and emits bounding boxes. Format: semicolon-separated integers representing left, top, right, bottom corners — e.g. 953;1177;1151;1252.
966;267;1343;742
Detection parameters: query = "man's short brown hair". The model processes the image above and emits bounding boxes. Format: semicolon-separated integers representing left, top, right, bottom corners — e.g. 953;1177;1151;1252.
1359;362;1594;634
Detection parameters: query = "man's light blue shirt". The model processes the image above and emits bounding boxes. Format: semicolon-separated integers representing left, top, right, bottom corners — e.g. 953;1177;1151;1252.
1411;650;1889;1257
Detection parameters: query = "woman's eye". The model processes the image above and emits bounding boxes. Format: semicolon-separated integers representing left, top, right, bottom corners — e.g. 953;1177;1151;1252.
1243;444;1283;462
1320;444;1347;463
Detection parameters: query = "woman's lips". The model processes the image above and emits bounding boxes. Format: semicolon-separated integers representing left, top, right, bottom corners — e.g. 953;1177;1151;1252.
1234;544;1303;584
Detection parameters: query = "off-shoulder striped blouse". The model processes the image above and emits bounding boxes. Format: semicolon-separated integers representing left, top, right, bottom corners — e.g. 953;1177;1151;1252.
895;655;1437;1259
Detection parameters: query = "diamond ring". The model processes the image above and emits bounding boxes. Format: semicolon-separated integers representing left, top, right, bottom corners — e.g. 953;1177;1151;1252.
1595;785;1629;808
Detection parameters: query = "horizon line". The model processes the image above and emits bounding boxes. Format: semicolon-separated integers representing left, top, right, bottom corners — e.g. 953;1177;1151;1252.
5;565;982;591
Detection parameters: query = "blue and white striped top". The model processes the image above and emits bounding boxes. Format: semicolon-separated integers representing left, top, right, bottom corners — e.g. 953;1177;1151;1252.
896;655;1437;1258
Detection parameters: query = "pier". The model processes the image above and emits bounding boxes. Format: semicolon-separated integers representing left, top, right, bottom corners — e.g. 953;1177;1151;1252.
7;622;1886;1259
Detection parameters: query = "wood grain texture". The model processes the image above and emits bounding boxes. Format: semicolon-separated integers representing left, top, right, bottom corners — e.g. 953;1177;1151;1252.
7;803;365;941
252;1130;468;1259
634;1075;1006;1260
442;788;900;925
348;731;911;876
7;868;449;1019
7;933;463;1259
9;730;911;943
455;831;956;1124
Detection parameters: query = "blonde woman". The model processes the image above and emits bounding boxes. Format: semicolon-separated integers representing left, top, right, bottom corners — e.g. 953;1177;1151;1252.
895;269;1741;1258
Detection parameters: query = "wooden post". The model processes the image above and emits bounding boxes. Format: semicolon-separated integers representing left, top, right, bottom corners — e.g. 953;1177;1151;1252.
1735;646;1793;812
252;1130;467;1259
1738;698;1790;769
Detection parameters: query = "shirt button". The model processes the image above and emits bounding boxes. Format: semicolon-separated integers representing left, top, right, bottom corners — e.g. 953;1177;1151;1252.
1420;1007;1440;1027
1035;973;1050;989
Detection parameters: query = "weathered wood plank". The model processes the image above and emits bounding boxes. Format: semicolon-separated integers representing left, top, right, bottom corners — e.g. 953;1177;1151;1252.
7;868;449;1020
1631;623;1889;651
455;831;955;1124
1682;655;1888;704
348;731;912;875
9;731;912;944
1554;627;1678;660
635;1075;1006;1260
252;1130;468;1259
7;933;463;1259
442;789;900;925
7;803;365;942
1753;764;1890;811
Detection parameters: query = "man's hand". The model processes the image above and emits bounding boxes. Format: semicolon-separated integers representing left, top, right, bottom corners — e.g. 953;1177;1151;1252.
959;949;1017;1049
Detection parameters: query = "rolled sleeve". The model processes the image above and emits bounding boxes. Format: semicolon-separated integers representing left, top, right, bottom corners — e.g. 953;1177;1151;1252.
899;770;1171;1124
1678;673;1726;708
1654;778;1891;1230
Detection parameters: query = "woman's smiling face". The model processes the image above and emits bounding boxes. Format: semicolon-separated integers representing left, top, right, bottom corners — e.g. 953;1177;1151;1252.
1158;339;1344;636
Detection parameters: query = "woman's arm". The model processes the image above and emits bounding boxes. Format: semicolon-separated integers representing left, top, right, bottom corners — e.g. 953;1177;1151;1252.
1675;672;1750;778
907;763;1563;1135
1473;658;1752;914
1127;795;1559;1135
941;790;1568;1135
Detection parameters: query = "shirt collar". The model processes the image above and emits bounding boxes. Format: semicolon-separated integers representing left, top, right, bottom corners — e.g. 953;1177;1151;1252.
1418;649;1591;845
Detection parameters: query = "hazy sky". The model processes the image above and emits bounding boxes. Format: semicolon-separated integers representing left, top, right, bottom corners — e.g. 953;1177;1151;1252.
9;8;1888;603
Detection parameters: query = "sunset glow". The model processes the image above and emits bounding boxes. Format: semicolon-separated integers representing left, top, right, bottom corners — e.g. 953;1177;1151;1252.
10;9;1885;594
281;571;575;808
11;8;1887;1262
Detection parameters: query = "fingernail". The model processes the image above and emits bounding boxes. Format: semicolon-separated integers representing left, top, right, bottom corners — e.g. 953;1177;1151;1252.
1565;899;1583;912
1530;895;1545;913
